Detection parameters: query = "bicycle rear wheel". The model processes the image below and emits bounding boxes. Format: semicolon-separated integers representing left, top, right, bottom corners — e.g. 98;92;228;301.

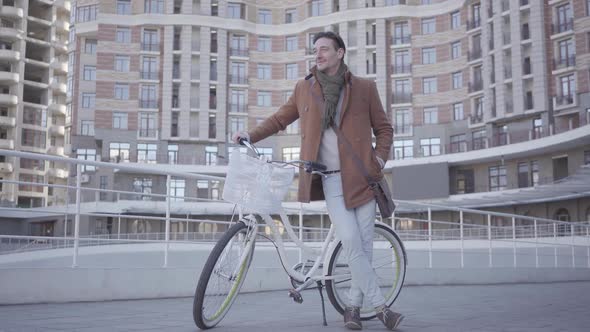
193;221;256;329
325;223;406;320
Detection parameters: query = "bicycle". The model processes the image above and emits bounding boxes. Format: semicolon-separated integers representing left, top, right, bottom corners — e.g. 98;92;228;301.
193;140;407;329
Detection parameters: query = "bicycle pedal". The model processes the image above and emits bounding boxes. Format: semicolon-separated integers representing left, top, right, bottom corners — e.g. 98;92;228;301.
288;289;303;304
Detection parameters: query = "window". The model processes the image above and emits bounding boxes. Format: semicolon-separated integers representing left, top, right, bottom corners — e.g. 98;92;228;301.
18;174;45;193
282;147;300;161
230;89;246;112
395;109;412;134
141;56;158;79
258;147;273;159
451;41;461;59
532;118;543;138
99;176;108;201
394;140;414;159
116;27;131;43
77;5;98;22
168;144;179;164
257;64;271;79
84;39;97;54
311;0;322;16
114;83;129;100
472;129;486;150
189;112;199;137
145;0;164;14
518;162;529;188
21;129;47;149
139;112;157;138
286;36;298;51
450;134;466;153
453;103;464;120
257;36;271;52
20;158;45;171
112;112;128;129
285;8;296;23
422;47;436;64
394;50;410;73
423;107;438;124
420;138;441;157
81;120;94;136
451;11;461;29
168;178;185;202
286;63;298;80
559;74;575;100
227;2;244;19
81;93;95;108
115;55;130;72
109;142;130;163
23;108;46;127
137;143;157;163
452;71;463;89
77;149;96;172
286;119;299;135
455;169;474;194
393;22;410;44
209;113;216;138
422;18;436;34
258;9;271;24
83;66;96;80
489;165;507;191
117;0;131;15
585;150;590;165
229;117;246;139
531;160;539;186
171;111;179;137
140;84;157;108
422;77;437;94
257;91;271;106
133;177;153;200
205;146;217;165
142;29;159;51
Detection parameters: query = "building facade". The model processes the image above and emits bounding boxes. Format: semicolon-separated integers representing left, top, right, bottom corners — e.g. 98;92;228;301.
0;0;71;210
57;0;590;236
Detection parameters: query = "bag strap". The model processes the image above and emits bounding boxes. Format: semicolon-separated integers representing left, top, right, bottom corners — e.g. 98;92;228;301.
332;125;376;185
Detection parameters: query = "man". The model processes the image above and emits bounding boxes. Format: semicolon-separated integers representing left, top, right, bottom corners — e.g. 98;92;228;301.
232;32;403;331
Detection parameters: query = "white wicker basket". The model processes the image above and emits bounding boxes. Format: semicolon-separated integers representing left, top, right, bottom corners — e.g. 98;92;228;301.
223;149;295;214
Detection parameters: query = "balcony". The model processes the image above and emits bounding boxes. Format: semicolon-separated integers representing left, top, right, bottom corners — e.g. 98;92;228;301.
138;129;158;138
552;19;573;35
48;103;66;115
0;49;20;62
0;26;23;41
467;48;482;61
0;162;14;173
467;19;481;30
521;25;530;40
392;92;412;104
0;92;18;105
392;35;411;45
468;80;483;93
469;113;484;125
0;72;19;84
553;94;575;108
48;146;65;155
47;168;68;179
50;59;67;74
49;124;65;136
230;48;249;57
53;20;69;33
553;55;575;71
229;75;248;85
0;138;15;149
0;5;24;19
55;0;72;11
139;100;158;109
141;43;160;52
0;115;16;127
140;71;158;80
229;103;247;113
392;64;412;75
50;79;67;94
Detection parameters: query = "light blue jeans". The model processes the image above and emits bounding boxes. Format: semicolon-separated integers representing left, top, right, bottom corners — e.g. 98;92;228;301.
322;174;386;308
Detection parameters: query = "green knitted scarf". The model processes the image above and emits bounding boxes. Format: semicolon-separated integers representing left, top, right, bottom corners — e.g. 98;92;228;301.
315;63;347;130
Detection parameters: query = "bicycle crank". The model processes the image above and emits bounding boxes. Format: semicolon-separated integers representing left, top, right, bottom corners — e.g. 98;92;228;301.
288;289;303;304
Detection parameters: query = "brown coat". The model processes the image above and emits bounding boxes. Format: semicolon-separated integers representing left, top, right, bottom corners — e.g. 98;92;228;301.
249;67;393;209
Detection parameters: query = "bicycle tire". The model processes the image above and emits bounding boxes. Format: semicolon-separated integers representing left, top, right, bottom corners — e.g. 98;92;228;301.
325;223;406;320
193;221;256;329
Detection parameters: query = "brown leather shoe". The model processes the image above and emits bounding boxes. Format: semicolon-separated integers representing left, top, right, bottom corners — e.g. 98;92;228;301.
375;307;404;331
343;306;362;330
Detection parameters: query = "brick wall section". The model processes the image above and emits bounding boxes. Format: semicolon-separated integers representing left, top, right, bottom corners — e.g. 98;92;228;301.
98;24;116;42
95;110;112;129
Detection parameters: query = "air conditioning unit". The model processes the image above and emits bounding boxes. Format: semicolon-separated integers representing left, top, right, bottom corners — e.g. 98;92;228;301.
80;174;90;183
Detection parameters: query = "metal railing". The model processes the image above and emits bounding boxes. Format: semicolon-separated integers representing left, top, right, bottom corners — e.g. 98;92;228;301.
0;149;589;271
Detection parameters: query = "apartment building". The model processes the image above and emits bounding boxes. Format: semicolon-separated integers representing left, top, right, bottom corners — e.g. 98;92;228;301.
0;0;70;211
61;0;590;236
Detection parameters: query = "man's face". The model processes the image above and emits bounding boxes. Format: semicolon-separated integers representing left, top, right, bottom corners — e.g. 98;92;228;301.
313;37;344;75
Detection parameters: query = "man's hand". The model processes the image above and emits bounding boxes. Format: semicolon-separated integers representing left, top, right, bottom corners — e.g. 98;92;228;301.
231;131;250;144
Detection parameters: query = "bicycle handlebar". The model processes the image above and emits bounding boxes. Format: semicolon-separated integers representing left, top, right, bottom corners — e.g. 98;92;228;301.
236;139;327;174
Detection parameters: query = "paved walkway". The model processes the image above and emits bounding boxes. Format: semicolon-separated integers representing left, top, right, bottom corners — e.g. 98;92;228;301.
1;281;589;332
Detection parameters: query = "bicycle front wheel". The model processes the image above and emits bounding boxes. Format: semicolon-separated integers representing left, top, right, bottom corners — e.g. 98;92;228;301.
325;223;406;320
193;221;256;329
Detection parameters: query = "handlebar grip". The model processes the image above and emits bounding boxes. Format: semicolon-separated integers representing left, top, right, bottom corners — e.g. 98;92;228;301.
304;161;327;172
238;137;248;146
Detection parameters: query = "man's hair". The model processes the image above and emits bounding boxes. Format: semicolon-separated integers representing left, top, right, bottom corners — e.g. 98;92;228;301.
312;31;346;54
